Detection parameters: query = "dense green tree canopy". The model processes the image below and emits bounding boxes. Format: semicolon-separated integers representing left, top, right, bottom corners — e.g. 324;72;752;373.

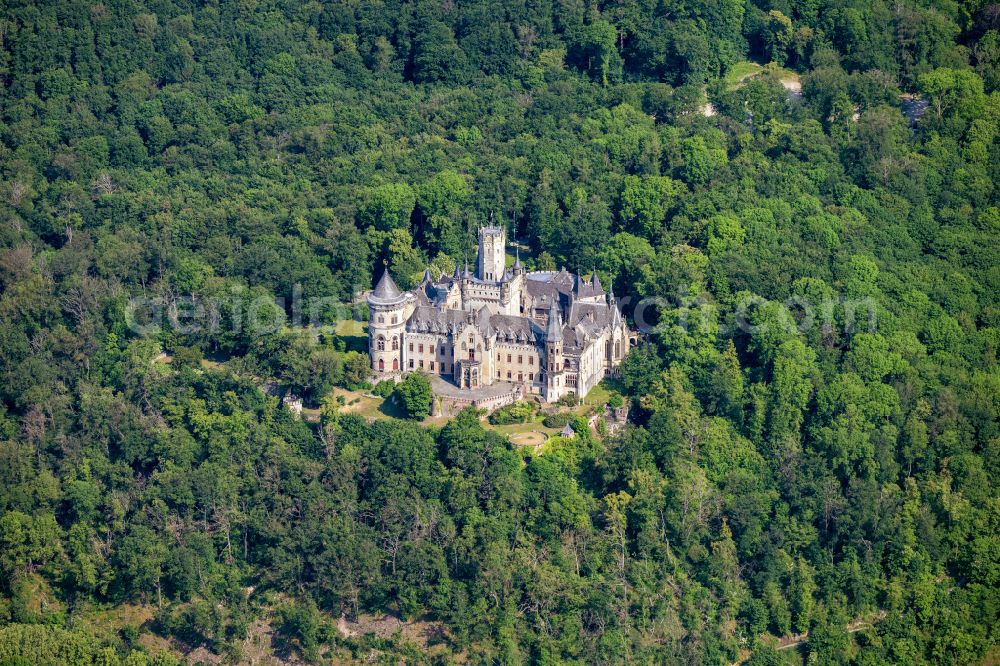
0;0;998;663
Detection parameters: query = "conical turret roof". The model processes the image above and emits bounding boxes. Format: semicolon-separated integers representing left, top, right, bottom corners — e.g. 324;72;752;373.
368;267;406;305
546;301;563;342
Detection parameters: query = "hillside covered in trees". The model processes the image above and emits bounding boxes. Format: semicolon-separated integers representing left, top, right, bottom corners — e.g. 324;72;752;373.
1;0;999;663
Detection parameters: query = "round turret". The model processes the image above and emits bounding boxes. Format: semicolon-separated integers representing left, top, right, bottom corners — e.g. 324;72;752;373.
368;267;410;374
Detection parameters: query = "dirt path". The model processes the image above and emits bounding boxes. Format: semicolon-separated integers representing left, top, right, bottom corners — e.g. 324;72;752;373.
773;611;887;652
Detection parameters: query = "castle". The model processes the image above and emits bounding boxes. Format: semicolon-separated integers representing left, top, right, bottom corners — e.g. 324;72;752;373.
367;226;630;404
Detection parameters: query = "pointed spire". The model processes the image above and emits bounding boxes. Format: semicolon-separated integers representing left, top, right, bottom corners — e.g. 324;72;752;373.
478;304;494;337
369;265;405;305
423;267;432;283
453;262;460;279
514;245;522;270
591;267;602;292
546;300;563;342
609;278;622;325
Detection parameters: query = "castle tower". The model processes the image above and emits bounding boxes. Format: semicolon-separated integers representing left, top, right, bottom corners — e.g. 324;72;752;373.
545;300;564;401
367;266;409;374
477;225;505;282
607;278;628;364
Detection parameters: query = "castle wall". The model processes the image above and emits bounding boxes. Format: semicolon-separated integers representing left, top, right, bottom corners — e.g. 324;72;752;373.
575;330;609;397
404;332;453;375
443;285;462;309
493;341;542;386
452;323;494;386
435;384;523;417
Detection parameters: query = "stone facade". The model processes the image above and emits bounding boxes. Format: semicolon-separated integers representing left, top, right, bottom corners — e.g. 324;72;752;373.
368;226;630;403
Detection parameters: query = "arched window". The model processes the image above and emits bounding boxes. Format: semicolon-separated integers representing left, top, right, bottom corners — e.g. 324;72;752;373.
391;336;399;350
378;315;385;323
378;358;384;371
392;358;398;371
615;342;621;357
377;336;385;351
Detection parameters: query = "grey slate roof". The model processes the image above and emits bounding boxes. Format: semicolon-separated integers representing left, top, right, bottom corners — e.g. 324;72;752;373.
568;302;614;329
405;304;496;340
590;270;602;293
575;271;605;300
546;301;563;342
491;314;544;342
406;306;468;333
476;305;494;338
402;265;624;351
369;268;406;305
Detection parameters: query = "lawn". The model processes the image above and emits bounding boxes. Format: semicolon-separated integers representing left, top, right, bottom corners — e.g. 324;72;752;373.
723;60;764;87
723;60;800;90
325;386;449;426
487;416;559;451
318;378;622;452
483;380;621;448
574;382;612;414
334;317;369;352
331;386;398;420
507;430;549;450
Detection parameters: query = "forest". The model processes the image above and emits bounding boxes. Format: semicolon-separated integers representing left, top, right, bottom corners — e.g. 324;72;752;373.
0;0;999;663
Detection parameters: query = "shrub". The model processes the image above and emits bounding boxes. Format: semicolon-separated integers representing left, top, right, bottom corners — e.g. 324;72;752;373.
488;401;535;425
171;345;204;369
276;598;326;663
392;373;433;419
543;412;575;428
373;379;395;398
556;392;578;407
